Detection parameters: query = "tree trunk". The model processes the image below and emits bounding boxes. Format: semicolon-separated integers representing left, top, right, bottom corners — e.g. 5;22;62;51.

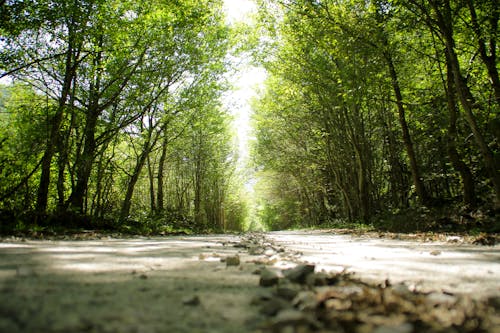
91;151;104;218
56;142;67;210
432;0;500;206
67;109;98;213
56;83;76;211
194;157;203;226
120;125;159;221
466;0;500;105
147;153;156;213
193;134;204;226
343;104;371;222
67;35;104;213
382;115;410;208
444;54;476;207
120;152;148;222
37;105;65;213
156;132;168;213
384;51;430;205
36;38;76;213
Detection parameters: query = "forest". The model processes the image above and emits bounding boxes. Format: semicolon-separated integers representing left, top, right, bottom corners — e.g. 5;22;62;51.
251;0;499;231
0;0;247;233
0;0;499;235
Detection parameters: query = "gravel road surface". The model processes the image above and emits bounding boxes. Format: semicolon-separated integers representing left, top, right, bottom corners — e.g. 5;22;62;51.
267;230;500;298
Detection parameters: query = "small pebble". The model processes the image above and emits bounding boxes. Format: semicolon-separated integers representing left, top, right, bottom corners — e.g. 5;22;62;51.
226;255;240;266
264;248;275;257
182;295;200;306
260;268;281;287
283;264;315;283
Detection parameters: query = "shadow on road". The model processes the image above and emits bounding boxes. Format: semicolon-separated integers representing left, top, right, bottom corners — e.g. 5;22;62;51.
0;236;262;333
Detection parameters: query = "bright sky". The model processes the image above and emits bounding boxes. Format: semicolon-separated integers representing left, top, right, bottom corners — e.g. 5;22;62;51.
223;0;258;24
223;0;267;164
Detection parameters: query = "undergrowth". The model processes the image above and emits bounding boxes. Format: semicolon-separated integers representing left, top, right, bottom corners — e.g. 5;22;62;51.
0;209;211;238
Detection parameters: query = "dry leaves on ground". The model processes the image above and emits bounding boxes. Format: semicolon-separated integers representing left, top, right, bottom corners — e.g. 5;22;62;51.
253;265;499;333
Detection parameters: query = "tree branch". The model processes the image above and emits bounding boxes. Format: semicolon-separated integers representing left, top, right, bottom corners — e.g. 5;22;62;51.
1;52;67;79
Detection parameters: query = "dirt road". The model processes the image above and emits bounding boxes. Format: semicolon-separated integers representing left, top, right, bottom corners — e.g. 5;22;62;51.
0;231;498;332
0;235;264;333
267;230;500;299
